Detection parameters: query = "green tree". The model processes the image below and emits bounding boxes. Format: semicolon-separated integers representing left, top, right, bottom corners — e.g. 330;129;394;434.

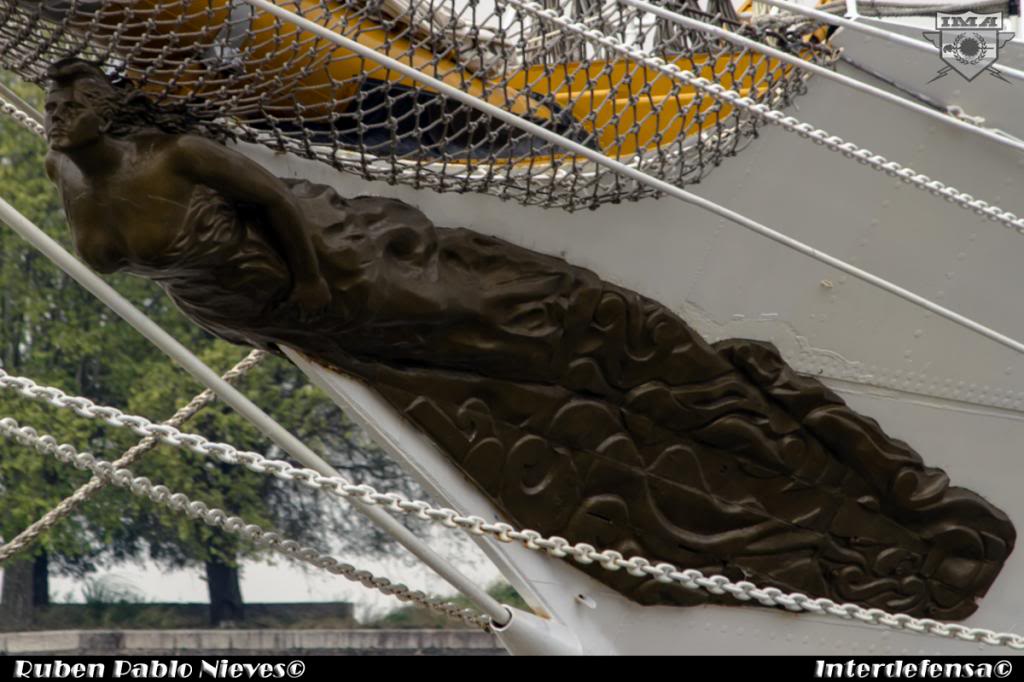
0;73;190;627
0;74;429;628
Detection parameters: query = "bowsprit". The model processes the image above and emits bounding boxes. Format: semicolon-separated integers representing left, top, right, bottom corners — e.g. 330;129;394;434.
923;11;1016;81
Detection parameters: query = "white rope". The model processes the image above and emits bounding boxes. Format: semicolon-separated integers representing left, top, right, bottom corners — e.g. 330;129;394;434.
3;366;1021;650
0;349;266;564
0;416;490;630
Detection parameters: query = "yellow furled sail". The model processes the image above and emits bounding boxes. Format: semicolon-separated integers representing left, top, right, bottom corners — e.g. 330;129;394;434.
28;0;814;158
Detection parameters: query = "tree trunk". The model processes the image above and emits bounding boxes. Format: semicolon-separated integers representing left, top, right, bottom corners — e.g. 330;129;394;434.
0;557;34;630
206;558;243;626
32;552;49;607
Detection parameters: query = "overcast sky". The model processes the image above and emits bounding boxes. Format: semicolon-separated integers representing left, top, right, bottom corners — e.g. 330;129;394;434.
4;531;503;622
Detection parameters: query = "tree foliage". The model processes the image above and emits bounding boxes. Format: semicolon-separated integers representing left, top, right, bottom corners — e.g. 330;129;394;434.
0;73;434;622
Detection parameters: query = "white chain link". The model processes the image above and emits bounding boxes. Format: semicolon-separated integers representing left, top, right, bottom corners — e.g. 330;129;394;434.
498;0;1024;236
0;350;266;563
0;96;46;137
0;415;489;630
2;367;1022;649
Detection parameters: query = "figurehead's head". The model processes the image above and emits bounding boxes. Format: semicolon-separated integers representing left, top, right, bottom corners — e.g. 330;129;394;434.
44;58;118;151
43;57;230;150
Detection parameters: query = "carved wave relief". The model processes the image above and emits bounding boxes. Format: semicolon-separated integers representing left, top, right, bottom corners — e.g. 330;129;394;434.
42;58;1013;617
320;286;1015;620
173;183;1015;620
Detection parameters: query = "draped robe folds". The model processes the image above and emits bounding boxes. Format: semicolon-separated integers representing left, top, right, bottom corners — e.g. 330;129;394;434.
125;178;1015;620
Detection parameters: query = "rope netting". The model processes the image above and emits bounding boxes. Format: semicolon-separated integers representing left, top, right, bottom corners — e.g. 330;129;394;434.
0;0;835;210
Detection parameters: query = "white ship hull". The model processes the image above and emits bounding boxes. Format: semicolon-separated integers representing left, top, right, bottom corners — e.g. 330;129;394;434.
245;25;1024;651
3;0;1021;654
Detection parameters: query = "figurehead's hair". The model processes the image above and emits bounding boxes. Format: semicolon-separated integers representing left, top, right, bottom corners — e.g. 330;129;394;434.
45;57;231;141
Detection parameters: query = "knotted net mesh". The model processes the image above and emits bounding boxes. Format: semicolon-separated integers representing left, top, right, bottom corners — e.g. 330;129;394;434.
0;0;836;210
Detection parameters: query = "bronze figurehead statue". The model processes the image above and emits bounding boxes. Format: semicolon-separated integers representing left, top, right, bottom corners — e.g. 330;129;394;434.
44;58;1016;620
44;59;331;318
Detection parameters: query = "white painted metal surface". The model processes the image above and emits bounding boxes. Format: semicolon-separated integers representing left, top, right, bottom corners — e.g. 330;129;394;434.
250;57;1024;647
283;295;1024;654
620;0;1024;151
835;18;1024;138
756;0;1024;83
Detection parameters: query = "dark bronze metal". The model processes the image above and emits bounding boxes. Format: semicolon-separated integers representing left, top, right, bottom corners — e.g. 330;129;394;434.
44;59;1015;620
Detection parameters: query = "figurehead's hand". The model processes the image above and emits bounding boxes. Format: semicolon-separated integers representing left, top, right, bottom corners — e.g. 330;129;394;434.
289;276;332;318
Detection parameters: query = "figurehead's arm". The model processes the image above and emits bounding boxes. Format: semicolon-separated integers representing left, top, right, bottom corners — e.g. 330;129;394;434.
44;150;60;182
169;134;330;313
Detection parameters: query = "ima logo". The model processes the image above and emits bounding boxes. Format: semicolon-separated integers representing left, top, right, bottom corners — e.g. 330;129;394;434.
923;11;1015;82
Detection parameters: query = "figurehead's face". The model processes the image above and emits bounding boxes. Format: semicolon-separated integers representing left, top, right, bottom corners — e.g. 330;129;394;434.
44;78;108;151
